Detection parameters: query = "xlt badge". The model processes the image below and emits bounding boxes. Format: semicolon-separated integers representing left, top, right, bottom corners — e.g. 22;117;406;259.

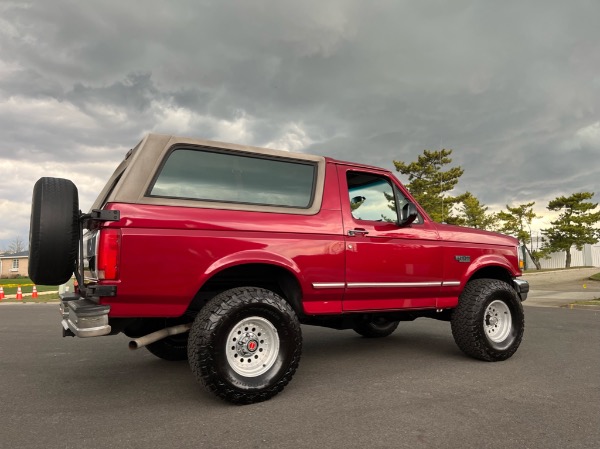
455;255;471;263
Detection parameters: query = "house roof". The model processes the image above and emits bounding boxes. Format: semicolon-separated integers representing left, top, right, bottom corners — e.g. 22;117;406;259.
0;250;29;258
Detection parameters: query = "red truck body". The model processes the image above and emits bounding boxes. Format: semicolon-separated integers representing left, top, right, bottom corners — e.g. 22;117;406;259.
96;158;519;318
29;134;527;404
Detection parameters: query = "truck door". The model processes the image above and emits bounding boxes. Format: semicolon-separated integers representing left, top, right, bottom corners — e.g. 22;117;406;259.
338;165;443;311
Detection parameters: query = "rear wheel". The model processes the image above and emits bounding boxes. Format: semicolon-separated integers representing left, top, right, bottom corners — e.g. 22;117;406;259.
146;335;189;361
188;287;302;404
353;316;399;338
28;177;79;285
451;279;524;361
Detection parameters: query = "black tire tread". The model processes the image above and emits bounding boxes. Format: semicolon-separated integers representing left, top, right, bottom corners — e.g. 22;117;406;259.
451;278;524;362
29;177;79;285
146;336;189;361
188;287;302;404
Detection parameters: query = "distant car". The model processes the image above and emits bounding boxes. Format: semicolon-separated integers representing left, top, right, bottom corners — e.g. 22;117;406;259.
29;133;528;404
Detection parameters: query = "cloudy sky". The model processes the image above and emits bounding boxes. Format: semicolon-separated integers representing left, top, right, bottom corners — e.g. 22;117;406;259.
1;0;599;250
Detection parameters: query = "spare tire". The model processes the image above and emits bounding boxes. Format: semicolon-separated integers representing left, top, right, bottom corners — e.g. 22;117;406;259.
29;177;79;285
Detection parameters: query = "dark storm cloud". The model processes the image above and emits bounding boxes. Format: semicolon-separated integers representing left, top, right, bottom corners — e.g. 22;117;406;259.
0;0;599;246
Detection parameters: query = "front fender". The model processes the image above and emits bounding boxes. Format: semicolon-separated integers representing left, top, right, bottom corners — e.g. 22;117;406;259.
462;254;518;284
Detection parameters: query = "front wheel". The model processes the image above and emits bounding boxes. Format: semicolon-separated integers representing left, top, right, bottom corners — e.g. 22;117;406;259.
451;279;524;361
187;287;302;404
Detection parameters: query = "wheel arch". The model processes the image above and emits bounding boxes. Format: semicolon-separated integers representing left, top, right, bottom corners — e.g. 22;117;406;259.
466;265;514;286
462;252;519;289
190;262;305;317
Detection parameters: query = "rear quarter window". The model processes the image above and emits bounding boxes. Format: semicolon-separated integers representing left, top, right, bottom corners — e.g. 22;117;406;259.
149;148;317;208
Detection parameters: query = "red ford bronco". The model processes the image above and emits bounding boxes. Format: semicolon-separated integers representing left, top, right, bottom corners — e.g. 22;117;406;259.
29;133;528;404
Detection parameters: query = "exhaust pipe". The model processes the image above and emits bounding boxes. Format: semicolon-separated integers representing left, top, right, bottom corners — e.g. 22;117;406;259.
128;323;192;350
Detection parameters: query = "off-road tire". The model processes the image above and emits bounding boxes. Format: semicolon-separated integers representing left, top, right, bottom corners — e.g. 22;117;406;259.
146;335;189;361
451;278;524;361
353;317;400;338
188;287;302;404
28;177;79;285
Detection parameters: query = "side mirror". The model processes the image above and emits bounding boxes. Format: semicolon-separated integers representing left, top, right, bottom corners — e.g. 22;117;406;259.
398;202;418;227
350;196;366;206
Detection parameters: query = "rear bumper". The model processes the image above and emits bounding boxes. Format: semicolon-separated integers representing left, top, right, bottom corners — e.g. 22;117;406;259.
513;279;529;301
60;294;111;337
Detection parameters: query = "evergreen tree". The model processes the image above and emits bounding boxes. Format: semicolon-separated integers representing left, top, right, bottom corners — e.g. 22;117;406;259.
497;202;541;270
457;192;498;230
541;192;600;268
393;149;465;223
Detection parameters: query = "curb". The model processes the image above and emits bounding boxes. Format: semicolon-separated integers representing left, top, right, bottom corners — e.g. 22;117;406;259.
1;291;58;300
560;303;600;311
522;268;599;277
0;301;60;305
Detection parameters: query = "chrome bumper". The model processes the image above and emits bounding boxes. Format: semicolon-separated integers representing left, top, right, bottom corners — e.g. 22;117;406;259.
60;297;111;337
513;279;529;301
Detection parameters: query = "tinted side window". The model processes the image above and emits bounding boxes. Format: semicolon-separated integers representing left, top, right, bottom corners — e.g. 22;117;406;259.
150;148;316;208
347;172;398;222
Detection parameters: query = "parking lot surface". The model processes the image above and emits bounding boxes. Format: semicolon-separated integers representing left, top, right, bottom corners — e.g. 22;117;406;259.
522;268;600;307
1;304;598;449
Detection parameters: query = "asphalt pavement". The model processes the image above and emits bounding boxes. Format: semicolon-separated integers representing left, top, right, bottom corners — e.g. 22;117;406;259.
0;304;598;449
521;267;600;308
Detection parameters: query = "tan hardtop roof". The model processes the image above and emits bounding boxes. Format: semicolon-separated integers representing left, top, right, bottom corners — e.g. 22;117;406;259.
151;133;392;173
97;133;327;215
327;157;393;174
153;133;323;162
93;133;395;215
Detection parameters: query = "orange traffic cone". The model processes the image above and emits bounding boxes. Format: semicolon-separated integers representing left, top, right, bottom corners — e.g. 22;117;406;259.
32;285;38;299
16;286;23;301
0;286;4;300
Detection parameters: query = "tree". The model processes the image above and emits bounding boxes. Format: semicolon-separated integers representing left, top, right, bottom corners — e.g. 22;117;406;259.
457;192;498;230
497;202;542;270
541;192;600;268
7;236;26;254
393;149;465;223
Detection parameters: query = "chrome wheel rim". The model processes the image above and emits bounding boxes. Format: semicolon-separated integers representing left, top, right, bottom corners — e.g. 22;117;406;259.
226;316;279;377
484;300;512;343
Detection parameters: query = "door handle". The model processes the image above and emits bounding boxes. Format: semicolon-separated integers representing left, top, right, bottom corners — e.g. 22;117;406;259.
348;228;369;237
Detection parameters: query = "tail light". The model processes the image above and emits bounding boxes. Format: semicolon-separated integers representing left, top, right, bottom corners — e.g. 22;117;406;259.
97;228;121;280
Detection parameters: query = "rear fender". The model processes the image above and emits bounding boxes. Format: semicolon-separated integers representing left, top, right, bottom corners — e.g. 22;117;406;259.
203;250;303;281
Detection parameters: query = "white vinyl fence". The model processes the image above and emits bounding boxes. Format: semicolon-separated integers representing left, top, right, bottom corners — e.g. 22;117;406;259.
593;244;600;267
523;244;600;269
